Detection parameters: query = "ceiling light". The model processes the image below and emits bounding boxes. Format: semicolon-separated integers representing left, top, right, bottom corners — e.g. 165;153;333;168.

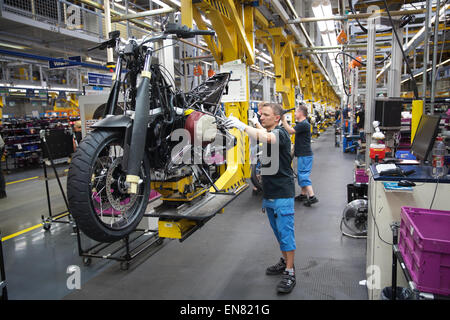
0;42;29;50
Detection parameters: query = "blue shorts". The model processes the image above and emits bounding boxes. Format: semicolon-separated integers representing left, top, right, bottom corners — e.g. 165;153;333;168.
297;156;313;187
262;198;296;252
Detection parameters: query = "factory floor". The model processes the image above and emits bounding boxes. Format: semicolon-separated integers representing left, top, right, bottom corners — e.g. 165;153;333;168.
0;128;369;300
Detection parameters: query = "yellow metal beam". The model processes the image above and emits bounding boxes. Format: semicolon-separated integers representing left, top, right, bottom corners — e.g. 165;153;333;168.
254;7;269;29
181;0;193;28
192;6;221;63
222;0;255;65
206;9;237;62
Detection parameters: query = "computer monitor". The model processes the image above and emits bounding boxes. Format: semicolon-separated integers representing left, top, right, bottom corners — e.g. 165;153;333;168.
374;98;403;129
411;114;441;162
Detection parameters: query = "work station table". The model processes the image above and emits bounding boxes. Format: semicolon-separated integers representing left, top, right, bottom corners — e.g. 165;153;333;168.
366;164;450;300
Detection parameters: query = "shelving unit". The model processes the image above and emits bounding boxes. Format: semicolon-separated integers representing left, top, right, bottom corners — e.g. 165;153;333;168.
0;117;78;171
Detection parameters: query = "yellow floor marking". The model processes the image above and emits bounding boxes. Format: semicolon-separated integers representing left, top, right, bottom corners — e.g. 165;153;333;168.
6;176;39;185
1;212;69;242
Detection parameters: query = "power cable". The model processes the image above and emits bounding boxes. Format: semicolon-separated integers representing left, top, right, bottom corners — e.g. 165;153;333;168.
382;0;419;99
429;177;440;209
348;0;368;34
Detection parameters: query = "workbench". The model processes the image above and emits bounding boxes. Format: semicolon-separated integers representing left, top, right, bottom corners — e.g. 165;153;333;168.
366;164;450;300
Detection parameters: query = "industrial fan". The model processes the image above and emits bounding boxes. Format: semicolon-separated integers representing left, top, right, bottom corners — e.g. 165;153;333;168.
340;199;368;238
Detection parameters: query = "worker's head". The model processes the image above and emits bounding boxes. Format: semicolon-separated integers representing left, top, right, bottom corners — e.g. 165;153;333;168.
295;103;308;121
257;101;270;114
74;120;82;132
260;103;283;130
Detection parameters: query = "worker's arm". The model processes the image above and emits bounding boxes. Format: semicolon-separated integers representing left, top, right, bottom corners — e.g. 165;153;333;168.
281;116;296;135
244;126;277;144
226;116;277;144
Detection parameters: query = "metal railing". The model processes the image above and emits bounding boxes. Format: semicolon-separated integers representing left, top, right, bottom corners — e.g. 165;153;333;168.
0;0;153;40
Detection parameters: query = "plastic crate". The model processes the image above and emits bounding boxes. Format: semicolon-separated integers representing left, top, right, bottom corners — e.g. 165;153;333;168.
395;150;416;160
355;169;369;184
398;207;450;296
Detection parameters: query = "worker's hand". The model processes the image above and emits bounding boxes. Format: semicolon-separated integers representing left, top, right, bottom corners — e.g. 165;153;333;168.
248;113;260;128
225;114;247;131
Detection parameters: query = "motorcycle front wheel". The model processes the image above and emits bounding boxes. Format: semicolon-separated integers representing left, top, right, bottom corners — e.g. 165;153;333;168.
67;129;150;243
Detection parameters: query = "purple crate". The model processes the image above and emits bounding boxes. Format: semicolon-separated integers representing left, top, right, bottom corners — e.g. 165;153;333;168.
398;207;450;296
355;169;369;184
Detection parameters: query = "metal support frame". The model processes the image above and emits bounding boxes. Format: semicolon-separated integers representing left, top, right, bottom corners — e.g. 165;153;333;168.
388;20;402;98
364;17;377;169
74;204;164;271
430;0;442;114
422;0;433;107
287;8;426;24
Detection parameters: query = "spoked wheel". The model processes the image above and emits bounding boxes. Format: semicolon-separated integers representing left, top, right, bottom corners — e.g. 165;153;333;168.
68;130;151;243
342;199;368;236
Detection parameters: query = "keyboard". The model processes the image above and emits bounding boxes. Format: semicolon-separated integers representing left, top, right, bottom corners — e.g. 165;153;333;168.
376;163;397;173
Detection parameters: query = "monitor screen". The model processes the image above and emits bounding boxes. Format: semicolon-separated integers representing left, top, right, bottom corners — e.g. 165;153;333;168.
374;99;402;128
411;114;441;161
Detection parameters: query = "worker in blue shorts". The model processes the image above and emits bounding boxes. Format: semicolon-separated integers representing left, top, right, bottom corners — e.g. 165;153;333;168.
225;102;296;294
281;103;318;206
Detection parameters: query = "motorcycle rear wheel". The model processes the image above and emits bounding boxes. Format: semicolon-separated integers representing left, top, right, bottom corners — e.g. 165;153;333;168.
68;129;150;243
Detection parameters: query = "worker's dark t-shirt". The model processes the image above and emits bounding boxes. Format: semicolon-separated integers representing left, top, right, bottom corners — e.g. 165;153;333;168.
261;126;295;199
294;120;312;157
74;131;82;144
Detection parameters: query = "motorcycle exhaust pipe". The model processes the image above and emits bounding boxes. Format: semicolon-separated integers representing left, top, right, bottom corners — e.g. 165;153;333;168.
126;71;151;194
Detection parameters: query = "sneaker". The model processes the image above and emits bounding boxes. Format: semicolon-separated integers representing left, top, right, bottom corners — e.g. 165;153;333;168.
266;258;286;275
277;271;296;293
304;196;318;207
295;194;307;202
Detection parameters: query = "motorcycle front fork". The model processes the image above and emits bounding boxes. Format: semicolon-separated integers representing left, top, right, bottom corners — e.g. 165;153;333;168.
125;49;153;194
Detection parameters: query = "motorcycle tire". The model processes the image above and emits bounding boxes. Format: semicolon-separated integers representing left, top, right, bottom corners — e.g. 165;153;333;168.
68;129;151;243
250;160;263;192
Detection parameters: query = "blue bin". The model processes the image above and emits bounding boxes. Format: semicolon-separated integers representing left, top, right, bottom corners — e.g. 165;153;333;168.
395;150;416;160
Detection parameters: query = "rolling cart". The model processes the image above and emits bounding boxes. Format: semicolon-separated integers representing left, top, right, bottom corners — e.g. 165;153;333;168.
39;129;74;231
75;192;164;271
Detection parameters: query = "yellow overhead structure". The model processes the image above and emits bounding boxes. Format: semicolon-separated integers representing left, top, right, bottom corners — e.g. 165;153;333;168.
180;1;341;193
186;0;257;194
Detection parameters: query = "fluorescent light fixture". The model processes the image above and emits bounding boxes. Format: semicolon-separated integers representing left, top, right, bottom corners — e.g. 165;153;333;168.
256;56;271;65
0;41;29;50
0;83;79;91
85;57;105;64
401;58;450;84
312;0;343;94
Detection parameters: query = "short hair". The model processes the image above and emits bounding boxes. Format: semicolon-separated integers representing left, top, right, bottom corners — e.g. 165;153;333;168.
297;103;308;117
257;101;270;110
74;120;82;129
262;102;283;117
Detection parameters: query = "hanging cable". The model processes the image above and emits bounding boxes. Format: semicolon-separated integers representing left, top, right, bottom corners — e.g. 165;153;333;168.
382;0;419;99
348;0;368;34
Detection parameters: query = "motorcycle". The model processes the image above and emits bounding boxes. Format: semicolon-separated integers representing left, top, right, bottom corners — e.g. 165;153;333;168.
67;24;236;243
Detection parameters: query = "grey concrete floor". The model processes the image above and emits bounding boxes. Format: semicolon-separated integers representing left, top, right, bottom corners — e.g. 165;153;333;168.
1;129;368;300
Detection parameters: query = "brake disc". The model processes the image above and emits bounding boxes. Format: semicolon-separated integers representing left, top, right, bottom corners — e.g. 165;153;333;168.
105;158;138;212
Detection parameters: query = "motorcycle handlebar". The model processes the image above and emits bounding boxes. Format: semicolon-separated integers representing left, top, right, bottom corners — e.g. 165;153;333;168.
164;23;215;38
